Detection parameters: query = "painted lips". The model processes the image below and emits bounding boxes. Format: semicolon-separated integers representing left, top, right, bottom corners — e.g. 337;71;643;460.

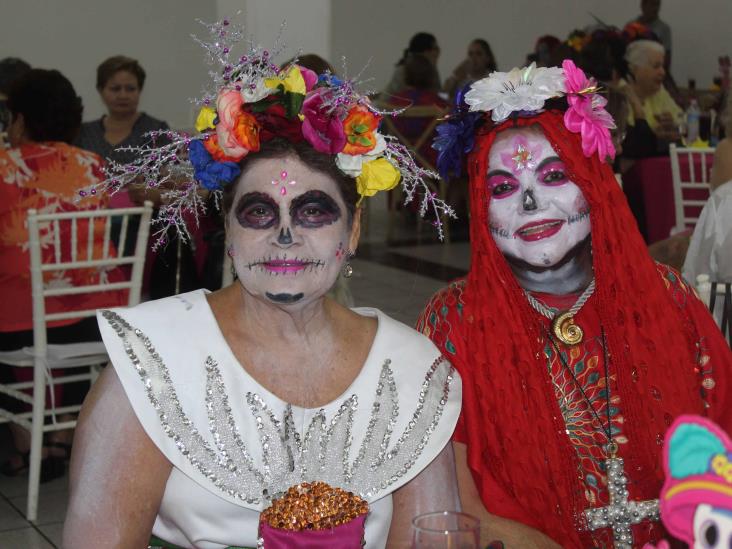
515;219;565;241
262;259;311;273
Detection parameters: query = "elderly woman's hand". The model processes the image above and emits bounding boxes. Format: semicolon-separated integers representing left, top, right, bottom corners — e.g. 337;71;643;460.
655;111;680;142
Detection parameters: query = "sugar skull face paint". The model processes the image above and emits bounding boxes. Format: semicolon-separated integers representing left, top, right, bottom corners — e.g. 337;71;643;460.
692;504;732;549
487;126;591;267
228;154;357;307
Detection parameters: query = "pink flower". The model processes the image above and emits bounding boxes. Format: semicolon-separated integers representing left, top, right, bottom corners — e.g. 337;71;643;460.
301;88;346;154
298;66;318;92
562;60;616;161
215;90;249;160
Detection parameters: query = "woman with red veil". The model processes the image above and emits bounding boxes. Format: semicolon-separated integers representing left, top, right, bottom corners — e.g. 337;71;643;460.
420;62;732;548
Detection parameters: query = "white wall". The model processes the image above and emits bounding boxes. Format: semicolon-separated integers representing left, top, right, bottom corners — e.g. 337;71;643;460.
2;0;728;129
332;0;731;93
0;0;216;129
216;0;332;66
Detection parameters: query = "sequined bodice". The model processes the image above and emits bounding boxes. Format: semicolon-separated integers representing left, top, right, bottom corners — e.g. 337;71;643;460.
98;290;461;549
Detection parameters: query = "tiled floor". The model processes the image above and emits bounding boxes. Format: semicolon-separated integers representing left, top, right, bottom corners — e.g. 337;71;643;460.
0;237;467;548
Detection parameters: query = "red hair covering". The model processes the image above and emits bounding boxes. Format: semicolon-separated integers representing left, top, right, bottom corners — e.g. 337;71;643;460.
461;110;718;545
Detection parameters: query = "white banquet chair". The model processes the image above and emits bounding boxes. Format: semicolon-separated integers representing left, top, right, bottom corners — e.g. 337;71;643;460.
0;201;152;521
669;144;715;234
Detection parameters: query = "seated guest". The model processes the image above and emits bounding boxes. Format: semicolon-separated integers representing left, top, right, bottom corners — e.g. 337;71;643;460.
75;55;168;164
684;109;732;286
63;24;461;547
383;32;441;98
527;35;561;67
0;57;31;146
76;55;199;299
683;180;732;285
625;39;682;149
580;32;659;160
421;60;732;547
388;54;449;169
0;69;127;480
711;96;732;191
444;39;498;100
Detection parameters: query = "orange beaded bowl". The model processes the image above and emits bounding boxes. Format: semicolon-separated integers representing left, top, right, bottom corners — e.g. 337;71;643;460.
258;482;368;548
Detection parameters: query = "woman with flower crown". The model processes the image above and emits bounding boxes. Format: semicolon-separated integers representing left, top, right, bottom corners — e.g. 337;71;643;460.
62;21;461;549
421;62;732;548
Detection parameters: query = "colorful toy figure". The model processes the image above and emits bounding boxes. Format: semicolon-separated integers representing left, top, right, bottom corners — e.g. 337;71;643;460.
644;415;732;549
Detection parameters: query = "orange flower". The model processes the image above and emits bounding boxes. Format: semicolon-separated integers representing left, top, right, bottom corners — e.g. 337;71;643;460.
203;133;241;162
342;106;380;155
233;111;261;153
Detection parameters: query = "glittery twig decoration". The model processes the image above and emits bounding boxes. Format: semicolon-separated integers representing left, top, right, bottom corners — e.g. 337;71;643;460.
383;137;456;241
192;17;285;107
79;130;212;250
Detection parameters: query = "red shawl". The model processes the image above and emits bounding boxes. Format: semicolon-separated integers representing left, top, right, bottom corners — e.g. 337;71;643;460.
454;110;731;546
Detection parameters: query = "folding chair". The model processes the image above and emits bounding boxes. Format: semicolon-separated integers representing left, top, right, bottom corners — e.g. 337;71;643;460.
0;201;152;520
669;144;715;234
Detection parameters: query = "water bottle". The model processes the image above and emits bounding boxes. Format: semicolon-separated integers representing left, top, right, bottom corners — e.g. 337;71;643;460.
686;99;700;144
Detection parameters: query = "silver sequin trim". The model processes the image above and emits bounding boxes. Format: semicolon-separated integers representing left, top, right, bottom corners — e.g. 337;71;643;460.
102;310;455;505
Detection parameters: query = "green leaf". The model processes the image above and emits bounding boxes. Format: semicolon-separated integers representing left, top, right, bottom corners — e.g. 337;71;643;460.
353;123;369;134
283;91;305;119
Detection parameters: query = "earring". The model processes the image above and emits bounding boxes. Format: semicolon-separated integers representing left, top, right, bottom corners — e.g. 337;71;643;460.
226;245;234;257
342;251;354;278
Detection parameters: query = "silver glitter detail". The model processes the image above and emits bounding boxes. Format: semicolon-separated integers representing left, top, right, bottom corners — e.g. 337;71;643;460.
102;310;455;506
582;456;660;548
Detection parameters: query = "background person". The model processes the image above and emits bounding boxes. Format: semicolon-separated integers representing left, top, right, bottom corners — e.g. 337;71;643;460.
0;68;127;481
443;38;497;100
383;32;441;98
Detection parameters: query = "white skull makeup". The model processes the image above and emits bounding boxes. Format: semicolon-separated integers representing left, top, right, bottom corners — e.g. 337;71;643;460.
487;126;591;267
227;154;357;307
693;504;732;549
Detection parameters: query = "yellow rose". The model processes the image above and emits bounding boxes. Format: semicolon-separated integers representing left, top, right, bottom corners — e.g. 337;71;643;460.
194;106;217;132
264;65;306;95
355;158;401;198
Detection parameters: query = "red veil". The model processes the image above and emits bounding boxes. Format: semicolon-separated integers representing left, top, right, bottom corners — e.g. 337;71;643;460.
459;110;727;545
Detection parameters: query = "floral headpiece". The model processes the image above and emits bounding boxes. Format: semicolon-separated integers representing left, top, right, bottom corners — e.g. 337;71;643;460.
84;19;453;248
433;60;616;178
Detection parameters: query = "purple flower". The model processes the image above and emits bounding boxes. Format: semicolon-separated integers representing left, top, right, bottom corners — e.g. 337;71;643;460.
188;139;241;190
432;112;480;179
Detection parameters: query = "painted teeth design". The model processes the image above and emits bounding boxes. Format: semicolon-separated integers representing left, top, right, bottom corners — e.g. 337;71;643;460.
245;254;326;275
519;221;562;235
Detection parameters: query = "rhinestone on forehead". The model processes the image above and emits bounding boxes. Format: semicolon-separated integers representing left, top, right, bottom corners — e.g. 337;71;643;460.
271;169;297;196
511;144;535;171
101;310;455;506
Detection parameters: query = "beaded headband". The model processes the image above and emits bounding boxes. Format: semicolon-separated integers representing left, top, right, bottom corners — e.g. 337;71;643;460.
433;61;616;179
83;18;454;248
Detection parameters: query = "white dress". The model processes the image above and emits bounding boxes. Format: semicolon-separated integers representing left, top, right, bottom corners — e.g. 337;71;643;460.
98;290;461;549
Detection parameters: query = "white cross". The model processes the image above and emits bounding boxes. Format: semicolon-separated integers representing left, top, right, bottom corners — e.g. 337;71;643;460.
583;456;660;548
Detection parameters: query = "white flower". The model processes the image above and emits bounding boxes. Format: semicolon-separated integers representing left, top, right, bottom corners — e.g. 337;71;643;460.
335;133;387;177
239;79;270;103
465;62;566;122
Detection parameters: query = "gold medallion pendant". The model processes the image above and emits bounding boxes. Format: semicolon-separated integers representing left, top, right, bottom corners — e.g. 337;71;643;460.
551;311;584;345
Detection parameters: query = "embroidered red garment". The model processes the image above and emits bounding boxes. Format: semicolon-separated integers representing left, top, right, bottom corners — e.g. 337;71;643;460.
0;142;127;332
417;110;732;547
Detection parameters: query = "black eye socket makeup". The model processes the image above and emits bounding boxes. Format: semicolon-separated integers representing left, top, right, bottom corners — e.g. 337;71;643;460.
289;190;342;228
235;192;280;230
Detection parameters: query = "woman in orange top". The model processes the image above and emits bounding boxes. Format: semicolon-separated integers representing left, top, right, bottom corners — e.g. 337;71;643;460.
0;69;127;480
